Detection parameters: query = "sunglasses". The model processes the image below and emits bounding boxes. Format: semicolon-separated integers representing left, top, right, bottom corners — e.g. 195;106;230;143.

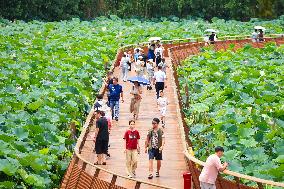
152;122;158;125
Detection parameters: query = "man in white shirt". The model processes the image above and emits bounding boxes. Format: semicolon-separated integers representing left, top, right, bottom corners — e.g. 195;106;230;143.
153;65;166;99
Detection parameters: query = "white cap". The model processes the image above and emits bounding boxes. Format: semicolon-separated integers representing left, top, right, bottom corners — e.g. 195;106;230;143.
138;56;143;59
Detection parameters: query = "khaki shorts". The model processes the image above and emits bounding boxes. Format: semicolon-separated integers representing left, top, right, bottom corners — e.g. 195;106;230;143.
200;182;216;189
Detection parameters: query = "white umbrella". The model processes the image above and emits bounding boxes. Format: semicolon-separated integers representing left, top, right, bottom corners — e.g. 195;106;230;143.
205;29;218;33
148;37;161;42
254;26;266;30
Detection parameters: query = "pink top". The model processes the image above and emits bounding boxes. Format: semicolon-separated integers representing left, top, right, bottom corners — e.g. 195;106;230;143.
199;154;222;184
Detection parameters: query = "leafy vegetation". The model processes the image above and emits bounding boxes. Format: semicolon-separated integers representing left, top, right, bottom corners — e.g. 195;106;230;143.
1;0;284;21
178;43;284;182
0;16;284;188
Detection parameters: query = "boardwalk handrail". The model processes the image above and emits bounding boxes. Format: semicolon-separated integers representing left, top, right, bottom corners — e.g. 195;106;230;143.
61;34;284;189
183;151;284;188
168;36;284;189
73;148;174;189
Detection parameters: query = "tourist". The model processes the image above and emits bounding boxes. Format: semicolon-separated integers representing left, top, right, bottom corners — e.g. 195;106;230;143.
134;48;140;62
127;50;133;71
108;77;124;121
153;65;167;99
130;81;142;120
258;29;264;42
145;118;165;179
146;59;154;90
251;29;258;42
209;32;217;44
94;110;109;165
120;53;130;82
94;94;112;157
124;120;140;178
157;90;168;128
147;43;155;62
140;49;148;75
105;71;114;106
158;58;168;74
135;56;144;77
155;44;163;67
199;146;229;189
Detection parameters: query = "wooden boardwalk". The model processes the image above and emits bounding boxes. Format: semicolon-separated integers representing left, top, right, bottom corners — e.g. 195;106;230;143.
80;58;187;189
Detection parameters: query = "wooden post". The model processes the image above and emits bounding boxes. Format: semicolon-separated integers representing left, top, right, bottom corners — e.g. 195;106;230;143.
109;175;117;189
135;182;141;189
257;182;264;189
234;176;241;189
89;168;101;188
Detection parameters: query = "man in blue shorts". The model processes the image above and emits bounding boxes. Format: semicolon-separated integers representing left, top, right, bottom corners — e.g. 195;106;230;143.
145;118;165;179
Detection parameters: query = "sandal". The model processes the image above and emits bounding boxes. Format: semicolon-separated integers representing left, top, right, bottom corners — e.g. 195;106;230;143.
148;174;153;179
102;162;106;165
156;171;160;177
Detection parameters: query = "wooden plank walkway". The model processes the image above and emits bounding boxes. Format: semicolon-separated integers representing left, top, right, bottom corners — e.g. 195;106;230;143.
80;58;187;189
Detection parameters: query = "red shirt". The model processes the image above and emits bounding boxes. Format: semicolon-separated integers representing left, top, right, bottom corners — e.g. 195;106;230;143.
123;130;140;150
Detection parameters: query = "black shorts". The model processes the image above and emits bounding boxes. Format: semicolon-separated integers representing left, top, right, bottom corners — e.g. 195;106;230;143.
95;140;108;154
148;148;162;160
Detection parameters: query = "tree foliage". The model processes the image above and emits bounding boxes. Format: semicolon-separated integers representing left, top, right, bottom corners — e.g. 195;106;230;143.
0;0;283;21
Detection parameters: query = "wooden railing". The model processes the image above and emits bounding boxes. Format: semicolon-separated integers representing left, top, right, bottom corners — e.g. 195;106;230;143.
60;34;284;189
168;35;284;189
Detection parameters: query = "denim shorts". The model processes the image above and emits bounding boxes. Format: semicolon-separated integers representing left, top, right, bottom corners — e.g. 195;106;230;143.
148;148;162;160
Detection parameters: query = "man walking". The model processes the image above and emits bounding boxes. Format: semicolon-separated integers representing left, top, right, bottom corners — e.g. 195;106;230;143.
145;118;165;179
153;65;167;99
94;110;109;165
123;120;140;178
108;77;124;121
199;146;229;189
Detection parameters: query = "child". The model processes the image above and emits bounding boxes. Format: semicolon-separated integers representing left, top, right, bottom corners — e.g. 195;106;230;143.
123;120;140;178
157;90;168;128
158;58;168;74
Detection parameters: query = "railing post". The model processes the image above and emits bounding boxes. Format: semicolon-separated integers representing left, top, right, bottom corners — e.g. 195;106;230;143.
109;175;118;189
89;168;101;188
257;182;264;189
135;181;141;189
183;171;192;189
234;176;241;189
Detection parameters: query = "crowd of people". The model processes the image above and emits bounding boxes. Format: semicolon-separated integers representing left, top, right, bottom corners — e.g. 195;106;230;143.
91;39;231;187
92;40;169;180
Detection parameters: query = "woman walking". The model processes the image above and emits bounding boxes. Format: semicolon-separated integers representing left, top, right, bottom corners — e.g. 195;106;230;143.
123;120;140;178
130;81;142;120
146;59;154;90
135;56;144;77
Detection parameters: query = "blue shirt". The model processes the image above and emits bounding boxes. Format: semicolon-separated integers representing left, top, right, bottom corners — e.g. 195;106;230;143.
108;84;123;101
